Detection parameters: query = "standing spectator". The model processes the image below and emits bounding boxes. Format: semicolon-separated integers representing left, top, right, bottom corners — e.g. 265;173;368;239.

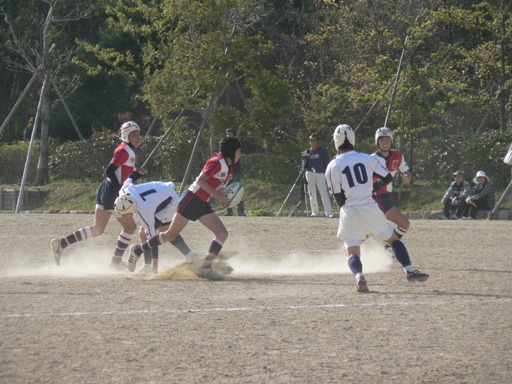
50;121;147;271
459;171;493;220
224;129;245;216
326;124;429;293
302;133;334;218
371;127;411;239
439;170;471;220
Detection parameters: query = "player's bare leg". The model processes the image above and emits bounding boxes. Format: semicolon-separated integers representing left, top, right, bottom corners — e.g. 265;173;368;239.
195;212;229;280
51;207;111;266
384;207;409;238
128;212;189;271
107;212;136;271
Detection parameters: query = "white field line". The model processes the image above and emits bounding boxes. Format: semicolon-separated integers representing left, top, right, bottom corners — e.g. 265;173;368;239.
1;297;511;319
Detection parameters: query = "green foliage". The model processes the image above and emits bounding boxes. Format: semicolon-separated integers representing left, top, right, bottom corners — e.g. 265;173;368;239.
0;142;39;184
49;137;117;182
413;131;512;187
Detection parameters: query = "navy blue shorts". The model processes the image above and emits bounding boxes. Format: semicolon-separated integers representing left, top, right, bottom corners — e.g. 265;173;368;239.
373;192;393;213
95;179;118;211
177;191;214;221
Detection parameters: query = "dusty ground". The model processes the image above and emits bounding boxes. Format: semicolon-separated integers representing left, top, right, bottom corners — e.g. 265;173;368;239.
0;213;511;383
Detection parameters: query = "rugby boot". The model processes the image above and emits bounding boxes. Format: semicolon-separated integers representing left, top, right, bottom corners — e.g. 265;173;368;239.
406;269;429;283
50;238;64;266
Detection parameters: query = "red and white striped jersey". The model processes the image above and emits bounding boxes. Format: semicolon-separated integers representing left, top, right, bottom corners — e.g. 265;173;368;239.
188;153;233;202
109;143;139;186
371;150;409;193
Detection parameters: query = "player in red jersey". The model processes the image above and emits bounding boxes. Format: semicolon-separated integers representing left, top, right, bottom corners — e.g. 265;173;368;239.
50;121;147;271
128;137;242;280
371;127;411;240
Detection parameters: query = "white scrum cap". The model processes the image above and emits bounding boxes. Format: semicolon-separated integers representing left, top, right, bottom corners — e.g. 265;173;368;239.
375;127;393;145
120;121;140;143
333;124;355;150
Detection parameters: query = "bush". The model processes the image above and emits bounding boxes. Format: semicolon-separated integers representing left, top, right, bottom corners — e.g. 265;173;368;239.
0;141;39;184
413;131;511;187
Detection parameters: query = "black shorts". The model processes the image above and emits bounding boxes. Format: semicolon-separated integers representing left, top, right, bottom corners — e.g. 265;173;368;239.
177;191;214;221
96;179;118;211
374;192;393;213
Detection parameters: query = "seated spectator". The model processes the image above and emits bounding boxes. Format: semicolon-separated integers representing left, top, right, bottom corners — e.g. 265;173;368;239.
439;170;471;220
459;171;493;220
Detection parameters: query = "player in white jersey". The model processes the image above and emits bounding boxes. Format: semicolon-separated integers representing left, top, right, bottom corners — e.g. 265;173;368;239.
326;124;429;292
117;174;200;274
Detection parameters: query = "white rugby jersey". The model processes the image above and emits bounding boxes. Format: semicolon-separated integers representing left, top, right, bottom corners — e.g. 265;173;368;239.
120;177;179;237
326;150;389;206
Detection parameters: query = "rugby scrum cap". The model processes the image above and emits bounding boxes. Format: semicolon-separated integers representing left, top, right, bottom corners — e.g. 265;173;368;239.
473;170;489;183
453;170;464;176
333;124;355;150
375;127;393;145
219;137;241;162
120;121;140;143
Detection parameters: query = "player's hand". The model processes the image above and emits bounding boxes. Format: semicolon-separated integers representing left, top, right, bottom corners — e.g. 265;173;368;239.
213;188;229;206
138;167;148;175
451;197;458;205
372;179;384;193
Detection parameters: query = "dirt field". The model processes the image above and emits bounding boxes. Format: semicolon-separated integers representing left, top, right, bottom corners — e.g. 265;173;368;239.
1;213;511;383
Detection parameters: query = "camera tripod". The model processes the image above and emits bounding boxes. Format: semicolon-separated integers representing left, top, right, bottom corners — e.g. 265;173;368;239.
276;169;309;217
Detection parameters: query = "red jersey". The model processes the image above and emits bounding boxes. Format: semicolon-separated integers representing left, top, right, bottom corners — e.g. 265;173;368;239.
371;150;409;194
188;153;233;202
109;142;139;186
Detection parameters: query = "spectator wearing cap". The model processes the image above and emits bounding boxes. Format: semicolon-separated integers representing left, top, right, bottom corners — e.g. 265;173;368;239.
439;170;471;220
459;171;493;220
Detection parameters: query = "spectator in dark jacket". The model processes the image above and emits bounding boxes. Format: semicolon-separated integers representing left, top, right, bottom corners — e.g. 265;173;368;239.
459;171;493;220
439;170;471;220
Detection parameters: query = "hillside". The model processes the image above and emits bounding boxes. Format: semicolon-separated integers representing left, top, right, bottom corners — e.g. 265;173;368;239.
2;180;511;216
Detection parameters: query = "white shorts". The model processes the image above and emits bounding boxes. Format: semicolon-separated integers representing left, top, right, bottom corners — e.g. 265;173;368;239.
337;202;394;247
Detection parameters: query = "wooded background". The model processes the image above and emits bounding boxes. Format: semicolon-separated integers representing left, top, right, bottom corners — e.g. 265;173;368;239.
1;0;511;187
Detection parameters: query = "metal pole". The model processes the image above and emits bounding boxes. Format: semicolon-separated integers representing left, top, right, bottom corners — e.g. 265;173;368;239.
16;71;50;213
384;35;408;128
0;70;39;137
491;179;512;219
178;95;215;195
51;78;85;140
276;169;304;217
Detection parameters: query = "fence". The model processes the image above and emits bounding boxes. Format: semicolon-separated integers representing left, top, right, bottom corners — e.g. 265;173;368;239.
0;188;45;211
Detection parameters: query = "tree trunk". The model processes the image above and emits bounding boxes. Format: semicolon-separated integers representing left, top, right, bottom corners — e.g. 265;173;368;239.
33;2;55;186
33;73;52;186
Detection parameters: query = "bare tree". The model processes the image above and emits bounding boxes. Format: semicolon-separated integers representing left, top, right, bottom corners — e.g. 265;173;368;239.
1;0;91;185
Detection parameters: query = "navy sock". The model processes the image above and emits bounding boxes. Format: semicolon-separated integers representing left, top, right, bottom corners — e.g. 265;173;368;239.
348;255;363;276
170;235;191;255
143;249;152;264
391;240;411;267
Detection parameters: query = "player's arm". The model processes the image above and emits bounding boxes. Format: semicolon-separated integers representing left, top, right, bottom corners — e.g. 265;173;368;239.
399;156;412;184
333;191;346;208
400;170;412;184
196;172;229;206
372;172;393;192
105;163;122;191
